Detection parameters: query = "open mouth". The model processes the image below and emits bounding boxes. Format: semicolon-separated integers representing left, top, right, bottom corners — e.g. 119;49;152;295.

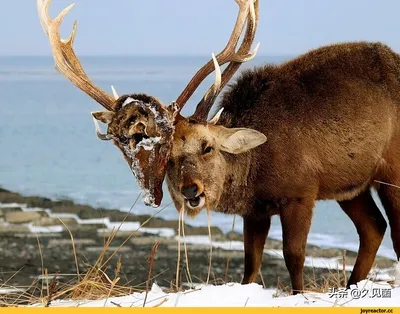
120;132;151;146
133;133;149;145
185;192;206;209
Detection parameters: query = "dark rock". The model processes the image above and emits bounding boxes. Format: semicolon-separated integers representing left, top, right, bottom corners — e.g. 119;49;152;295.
0;187;11;193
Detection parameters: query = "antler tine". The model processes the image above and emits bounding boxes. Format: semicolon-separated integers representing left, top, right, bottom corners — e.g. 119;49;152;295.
37;0;116;112
200;53;222;106
193;0;260;121
175;0;257;117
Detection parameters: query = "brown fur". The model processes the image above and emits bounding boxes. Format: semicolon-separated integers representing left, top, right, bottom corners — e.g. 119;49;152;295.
166;41;400;293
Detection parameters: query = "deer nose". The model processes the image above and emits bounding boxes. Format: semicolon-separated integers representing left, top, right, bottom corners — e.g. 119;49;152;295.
181;184;198;199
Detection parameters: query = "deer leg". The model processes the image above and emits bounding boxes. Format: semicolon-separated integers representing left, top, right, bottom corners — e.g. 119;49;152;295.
280;198;314;294
242;215;271;284
338;190;387;287
377;178;400;261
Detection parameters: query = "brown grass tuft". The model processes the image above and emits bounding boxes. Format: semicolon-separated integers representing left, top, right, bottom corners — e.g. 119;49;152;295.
0;195;173;307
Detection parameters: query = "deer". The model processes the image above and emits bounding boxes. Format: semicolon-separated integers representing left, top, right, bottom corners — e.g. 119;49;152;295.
38;0;400;294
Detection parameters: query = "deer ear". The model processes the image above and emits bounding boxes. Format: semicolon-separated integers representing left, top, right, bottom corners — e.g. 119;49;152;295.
91;111;115;124
219;127;267;154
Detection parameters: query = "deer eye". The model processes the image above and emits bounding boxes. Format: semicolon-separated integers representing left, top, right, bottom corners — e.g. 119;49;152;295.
203;145;213;154
128;115;137;124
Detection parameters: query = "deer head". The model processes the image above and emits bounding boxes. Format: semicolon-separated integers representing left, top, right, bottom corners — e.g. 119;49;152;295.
37;0;264;211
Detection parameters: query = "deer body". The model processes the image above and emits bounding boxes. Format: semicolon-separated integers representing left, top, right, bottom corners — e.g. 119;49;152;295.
167;41;399;292
218;41;397;206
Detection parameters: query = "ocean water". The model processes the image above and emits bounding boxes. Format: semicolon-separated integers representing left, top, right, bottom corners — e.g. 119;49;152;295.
0;56;396;260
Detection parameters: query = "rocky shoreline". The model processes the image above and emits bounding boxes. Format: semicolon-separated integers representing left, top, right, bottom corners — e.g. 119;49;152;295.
0;187;396;294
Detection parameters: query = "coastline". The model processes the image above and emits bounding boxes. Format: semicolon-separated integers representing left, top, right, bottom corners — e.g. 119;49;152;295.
0;186;396;291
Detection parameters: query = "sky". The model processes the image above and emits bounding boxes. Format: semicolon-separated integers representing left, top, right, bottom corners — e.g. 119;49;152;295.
1;0;400;56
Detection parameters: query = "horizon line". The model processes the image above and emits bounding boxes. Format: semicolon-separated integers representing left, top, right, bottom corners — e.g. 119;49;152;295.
0;53;295;58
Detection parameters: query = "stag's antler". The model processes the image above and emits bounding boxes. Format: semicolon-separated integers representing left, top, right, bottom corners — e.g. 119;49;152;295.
37;0;116;111
175;0;259;120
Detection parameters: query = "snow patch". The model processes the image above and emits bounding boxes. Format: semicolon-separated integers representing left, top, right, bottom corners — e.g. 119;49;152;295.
122;97;135;107
0;202;175;236
0;202;26;208
140;227;175;237
28;224;63;233
395;262;400;285
0;288;25;295
30;280;400;307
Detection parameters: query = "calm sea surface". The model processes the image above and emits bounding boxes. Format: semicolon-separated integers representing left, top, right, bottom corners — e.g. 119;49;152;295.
0;56;395;259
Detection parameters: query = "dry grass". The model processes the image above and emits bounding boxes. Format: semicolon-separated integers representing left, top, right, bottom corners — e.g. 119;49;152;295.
224;215;237;282
143;241;160;307
206;209;213;285
274;250;349;297
0;229;138;307
0;195;173;307
303;250;348;294
175;207;183;291
181;211;194;288
0;247;134;307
